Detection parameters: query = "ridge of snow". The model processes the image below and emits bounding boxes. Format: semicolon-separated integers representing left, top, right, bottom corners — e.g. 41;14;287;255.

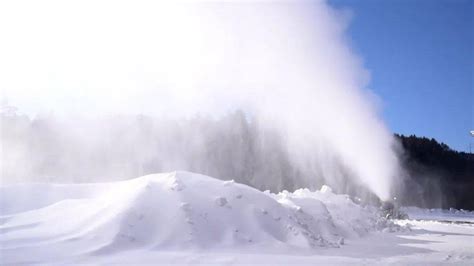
1;171;399;263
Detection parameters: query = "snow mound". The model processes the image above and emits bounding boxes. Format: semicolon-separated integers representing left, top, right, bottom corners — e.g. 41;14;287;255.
1;171;391;263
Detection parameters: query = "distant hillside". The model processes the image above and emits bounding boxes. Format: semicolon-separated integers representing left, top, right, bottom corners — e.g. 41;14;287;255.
396;134;474;210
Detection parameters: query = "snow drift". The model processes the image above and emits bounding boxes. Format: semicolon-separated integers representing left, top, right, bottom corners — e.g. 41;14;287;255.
0;171;395;264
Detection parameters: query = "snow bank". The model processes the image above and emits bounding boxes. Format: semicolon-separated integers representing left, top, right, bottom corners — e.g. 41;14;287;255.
1;171;395;263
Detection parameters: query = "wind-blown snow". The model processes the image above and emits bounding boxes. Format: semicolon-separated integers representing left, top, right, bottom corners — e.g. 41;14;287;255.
0;171;395;264
0;0;402;202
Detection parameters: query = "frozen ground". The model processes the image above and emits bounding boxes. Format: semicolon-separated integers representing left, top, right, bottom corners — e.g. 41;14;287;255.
402;206;474;223
1;171;473;265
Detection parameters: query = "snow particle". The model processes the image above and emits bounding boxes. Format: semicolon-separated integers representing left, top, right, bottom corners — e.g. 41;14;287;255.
223;180;235;186
320;185;333;194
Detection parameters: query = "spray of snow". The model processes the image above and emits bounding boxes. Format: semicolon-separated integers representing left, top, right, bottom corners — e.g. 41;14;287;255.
0;0;401;200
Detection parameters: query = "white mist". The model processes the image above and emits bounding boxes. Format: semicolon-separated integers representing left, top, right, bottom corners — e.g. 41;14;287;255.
0;0;401;200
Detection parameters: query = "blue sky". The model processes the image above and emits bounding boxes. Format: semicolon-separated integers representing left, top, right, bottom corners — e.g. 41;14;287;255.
329;0;473;152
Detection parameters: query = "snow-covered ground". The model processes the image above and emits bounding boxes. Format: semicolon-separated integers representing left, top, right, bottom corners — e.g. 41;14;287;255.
402;206;474;223
1;171;473;265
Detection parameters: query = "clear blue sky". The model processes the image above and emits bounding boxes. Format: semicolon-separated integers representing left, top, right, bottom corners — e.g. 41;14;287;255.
329;0;473;152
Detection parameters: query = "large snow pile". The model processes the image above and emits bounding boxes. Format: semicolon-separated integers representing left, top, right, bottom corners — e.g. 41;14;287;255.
1;171;394;264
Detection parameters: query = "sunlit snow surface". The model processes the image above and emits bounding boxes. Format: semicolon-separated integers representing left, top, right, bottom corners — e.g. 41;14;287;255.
1;171;473;265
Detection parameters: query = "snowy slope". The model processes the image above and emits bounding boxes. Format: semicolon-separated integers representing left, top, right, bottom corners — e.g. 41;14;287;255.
1;171;472;265
0;171;392;264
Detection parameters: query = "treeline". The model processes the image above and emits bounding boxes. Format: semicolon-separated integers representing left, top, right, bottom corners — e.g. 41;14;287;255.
396;134;474;210
1;105;310;192
3;103;473;209
1;104;379;201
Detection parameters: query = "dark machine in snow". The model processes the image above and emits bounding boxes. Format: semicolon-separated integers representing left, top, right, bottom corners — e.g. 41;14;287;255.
381;199;409;219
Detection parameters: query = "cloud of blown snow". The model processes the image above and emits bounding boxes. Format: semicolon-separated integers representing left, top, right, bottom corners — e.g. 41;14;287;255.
0;0;402;200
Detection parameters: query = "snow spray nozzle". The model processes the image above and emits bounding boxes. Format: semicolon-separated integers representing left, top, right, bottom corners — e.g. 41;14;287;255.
380;198;408;220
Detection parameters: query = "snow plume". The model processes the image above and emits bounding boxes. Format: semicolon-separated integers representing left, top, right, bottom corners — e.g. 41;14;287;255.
0;0;402;201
